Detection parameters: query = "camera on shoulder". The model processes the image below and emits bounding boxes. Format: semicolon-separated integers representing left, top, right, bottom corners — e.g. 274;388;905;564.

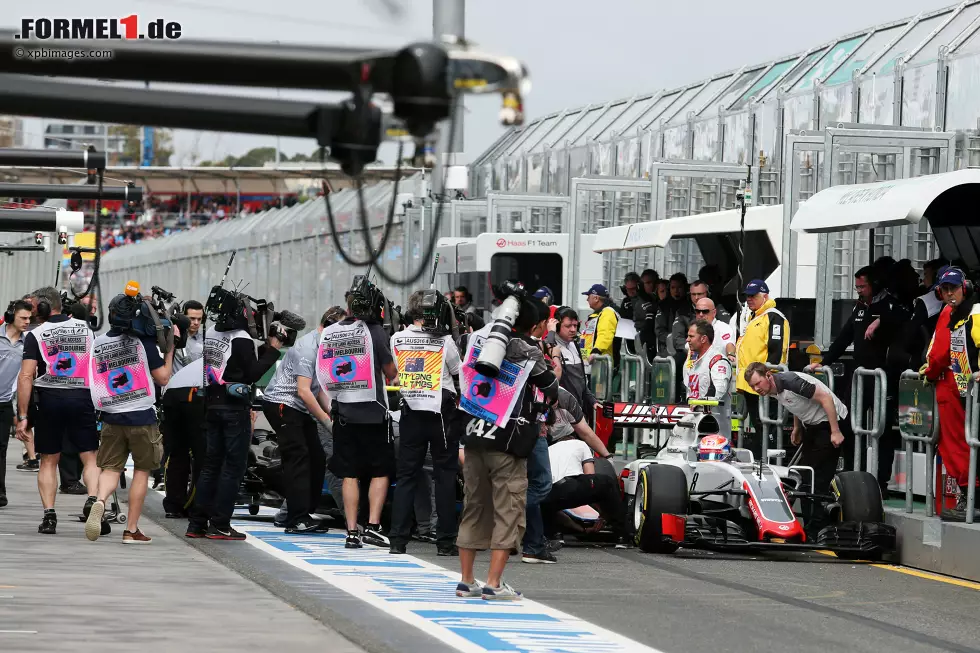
206;285;306;346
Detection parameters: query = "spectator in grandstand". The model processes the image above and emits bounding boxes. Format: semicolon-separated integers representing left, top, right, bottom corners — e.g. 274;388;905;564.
735;279;790;459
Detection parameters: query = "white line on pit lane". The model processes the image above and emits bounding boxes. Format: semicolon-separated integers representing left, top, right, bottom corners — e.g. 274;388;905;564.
233;523;665;653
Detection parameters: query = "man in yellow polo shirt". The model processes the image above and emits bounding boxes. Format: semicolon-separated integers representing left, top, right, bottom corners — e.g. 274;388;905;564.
735;279;789;457
580;284;619;362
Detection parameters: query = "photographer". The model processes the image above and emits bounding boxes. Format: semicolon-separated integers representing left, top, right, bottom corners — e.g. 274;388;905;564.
455;288;559;601
15;287;99;535
388;290;462;556
262;310;336;534
185;294;282;541
317;277;398;549
85;292;176;543
160;299;206;518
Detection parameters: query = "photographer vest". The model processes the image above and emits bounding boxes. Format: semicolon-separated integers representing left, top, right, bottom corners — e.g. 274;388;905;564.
459;325;534;429
32;317;93;390
390;329;451;413
317;319;383;407
203;327;251;385
91;333;156;414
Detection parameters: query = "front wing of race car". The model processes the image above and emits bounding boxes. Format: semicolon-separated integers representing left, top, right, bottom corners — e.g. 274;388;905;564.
660;513;896;557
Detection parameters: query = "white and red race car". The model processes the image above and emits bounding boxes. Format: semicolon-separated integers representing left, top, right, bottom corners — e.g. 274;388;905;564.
597;401;896;560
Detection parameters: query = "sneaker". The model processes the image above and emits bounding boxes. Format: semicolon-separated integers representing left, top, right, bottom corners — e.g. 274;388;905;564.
164;511;188;519
482;582;523;601
16;459;39;472
546;537;564;553
122;529;152;544
456;580;484;598
521;551;557;564
413;530;436;544
101;521;112;536
38;512;57;535
345;530;363;549
614;536;632;550
437;544;459;557
82;496;97;519
362;523;389;547
205;525;246;541
84;500;105;541
389;541;407;555
185;524;208;539
285;518;328;535
0;494;7;508
60;481;88;496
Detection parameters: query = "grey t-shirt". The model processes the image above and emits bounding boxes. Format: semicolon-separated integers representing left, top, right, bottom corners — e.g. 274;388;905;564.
548;386;586;443
263;329;319;414
772;371;848;426
0;329;23;403
333;319;394;424
173;330;204;374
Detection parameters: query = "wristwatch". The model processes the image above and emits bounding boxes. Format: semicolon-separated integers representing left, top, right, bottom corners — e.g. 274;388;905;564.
17;414;28;422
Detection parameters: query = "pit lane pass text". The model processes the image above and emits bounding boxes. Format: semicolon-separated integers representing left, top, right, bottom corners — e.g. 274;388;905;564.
15;16;182;41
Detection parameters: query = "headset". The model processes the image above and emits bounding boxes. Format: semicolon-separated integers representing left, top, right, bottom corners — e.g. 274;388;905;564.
939;267;973;305
3;301;14;325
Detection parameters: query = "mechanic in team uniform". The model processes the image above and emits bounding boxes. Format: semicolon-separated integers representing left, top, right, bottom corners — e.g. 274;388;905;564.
15;287;100;535
807;265;897;490
388;291;462;556
85;292;177;544
685;320;733;440
744;362;850;499
735;280;789;458
922;267;980;521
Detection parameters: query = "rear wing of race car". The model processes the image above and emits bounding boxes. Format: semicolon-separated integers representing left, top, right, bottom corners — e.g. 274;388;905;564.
595;401;692;447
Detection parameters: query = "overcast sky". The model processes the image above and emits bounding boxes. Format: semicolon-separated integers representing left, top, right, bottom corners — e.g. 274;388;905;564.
0;0;958;165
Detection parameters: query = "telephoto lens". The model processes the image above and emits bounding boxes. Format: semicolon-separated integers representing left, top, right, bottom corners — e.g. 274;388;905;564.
474;295;521;378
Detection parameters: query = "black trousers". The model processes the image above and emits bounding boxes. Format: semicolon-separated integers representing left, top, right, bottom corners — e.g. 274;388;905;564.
162;396;206;514
262;400;326;526
389;405;459;547
800;419;853;533
740;391;764;459
189;407;251;531
0;401;11;494
542;473;626;537
58;441;82;488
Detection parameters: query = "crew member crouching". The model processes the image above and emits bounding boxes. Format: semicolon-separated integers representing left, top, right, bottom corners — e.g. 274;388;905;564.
388;290;462;556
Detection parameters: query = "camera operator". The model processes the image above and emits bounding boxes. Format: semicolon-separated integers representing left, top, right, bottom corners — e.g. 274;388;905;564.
0;300;32;508
159;299;206;518
317;277;398;549
388;290;462;556
15;287;99;535
455;287;559;601
261;310;336;534
85;291;176;543
185;294;282;541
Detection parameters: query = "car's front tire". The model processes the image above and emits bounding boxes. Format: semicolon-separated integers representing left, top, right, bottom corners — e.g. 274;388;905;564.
634;464;688;554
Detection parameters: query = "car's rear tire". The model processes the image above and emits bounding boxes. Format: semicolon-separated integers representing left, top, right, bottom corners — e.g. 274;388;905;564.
634;464;688;554
831;470;884;561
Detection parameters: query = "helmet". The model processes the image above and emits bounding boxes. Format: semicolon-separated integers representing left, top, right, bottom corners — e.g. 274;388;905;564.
697;434;731;461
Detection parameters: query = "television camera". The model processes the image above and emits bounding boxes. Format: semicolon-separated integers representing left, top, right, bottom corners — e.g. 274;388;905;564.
107;281;183;353
205;284;306;347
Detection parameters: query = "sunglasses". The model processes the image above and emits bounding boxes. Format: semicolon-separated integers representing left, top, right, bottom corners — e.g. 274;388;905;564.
694;309;712;315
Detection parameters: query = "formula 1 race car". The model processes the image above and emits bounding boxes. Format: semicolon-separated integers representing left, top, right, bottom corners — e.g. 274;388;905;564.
597;400;896;560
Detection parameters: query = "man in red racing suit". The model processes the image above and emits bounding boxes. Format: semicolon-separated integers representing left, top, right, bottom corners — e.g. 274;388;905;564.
922;267;980;520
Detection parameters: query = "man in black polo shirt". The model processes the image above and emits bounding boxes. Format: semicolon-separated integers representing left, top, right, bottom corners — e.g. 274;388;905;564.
15;287;99;535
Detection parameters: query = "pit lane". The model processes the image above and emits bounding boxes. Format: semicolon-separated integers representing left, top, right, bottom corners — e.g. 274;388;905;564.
143;488;980;653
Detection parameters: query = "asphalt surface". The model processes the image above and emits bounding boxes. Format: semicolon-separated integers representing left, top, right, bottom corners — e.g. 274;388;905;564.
4;450;980;653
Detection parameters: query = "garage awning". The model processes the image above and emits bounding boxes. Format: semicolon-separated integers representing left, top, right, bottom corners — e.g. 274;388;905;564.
593;204;784;252
790;169;980;234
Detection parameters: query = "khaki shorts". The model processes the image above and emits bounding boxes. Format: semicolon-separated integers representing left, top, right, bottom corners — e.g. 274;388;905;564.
456;448;528;552
97;423;163;473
